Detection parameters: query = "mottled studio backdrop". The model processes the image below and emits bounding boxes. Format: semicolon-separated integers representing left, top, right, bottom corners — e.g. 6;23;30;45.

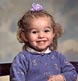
0;0;78;63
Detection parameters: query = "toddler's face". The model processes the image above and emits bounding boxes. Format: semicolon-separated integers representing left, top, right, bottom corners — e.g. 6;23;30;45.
26;16;55;52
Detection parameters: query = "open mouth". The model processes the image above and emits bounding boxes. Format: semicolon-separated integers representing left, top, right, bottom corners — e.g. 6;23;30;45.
37;40;47;44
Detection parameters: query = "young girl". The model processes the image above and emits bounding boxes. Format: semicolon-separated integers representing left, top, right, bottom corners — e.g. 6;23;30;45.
10;3;77;81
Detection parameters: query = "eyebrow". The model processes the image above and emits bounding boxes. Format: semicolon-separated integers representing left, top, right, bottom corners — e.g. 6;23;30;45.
27;25;52;31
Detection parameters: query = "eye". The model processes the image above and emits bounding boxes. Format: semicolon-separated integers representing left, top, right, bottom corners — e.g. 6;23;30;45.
31;30;38;34
44;29;50;33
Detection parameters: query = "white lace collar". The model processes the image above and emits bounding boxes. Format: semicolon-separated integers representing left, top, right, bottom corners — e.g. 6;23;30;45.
26;47;51;54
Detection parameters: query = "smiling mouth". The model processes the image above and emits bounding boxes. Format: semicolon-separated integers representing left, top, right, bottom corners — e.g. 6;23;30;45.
38;41;45;43
37;40;47;44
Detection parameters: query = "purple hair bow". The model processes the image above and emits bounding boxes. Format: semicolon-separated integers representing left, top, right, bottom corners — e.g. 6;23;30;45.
30;3;43;11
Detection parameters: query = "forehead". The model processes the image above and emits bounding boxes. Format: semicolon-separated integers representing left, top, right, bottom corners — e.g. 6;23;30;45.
30;16;52;26
27;17;53;31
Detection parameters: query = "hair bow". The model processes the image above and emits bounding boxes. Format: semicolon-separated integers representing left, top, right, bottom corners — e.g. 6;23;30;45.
30;3;43;11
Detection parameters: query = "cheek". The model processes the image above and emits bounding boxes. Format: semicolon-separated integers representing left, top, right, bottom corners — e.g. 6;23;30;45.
49;33;55;38
27;35;37;42
51;33;55;38
49;33;55;41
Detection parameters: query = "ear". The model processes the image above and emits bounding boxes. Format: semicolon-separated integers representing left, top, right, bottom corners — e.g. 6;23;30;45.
21;31;28;42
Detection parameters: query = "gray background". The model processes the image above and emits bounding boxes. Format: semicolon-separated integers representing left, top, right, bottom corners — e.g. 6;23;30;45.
0;0;78;63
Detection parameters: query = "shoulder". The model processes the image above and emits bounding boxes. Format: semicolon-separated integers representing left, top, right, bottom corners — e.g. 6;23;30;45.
52;50;65;57
11;51;31;71
12;50;31;62
51;50;67;61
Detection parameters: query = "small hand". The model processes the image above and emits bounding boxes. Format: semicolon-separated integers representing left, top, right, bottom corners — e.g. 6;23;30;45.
48;74;65;81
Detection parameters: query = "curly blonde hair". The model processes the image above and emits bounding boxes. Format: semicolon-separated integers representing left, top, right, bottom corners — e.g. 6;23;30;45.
17;10;63;51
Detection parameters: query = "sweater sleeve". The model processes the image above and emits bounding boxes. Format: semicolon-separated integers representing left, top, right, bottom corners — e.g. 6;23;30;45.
10;52;29;81
59;53;77;81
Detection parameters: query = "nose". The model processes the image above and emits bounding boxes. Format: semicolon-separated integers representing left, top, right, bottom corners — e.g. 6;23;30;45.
38;31;45;38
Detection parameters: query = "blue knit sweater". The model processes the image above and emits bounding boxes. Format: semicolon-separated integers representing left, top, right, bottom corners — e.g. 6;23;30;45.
10;50;77;81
